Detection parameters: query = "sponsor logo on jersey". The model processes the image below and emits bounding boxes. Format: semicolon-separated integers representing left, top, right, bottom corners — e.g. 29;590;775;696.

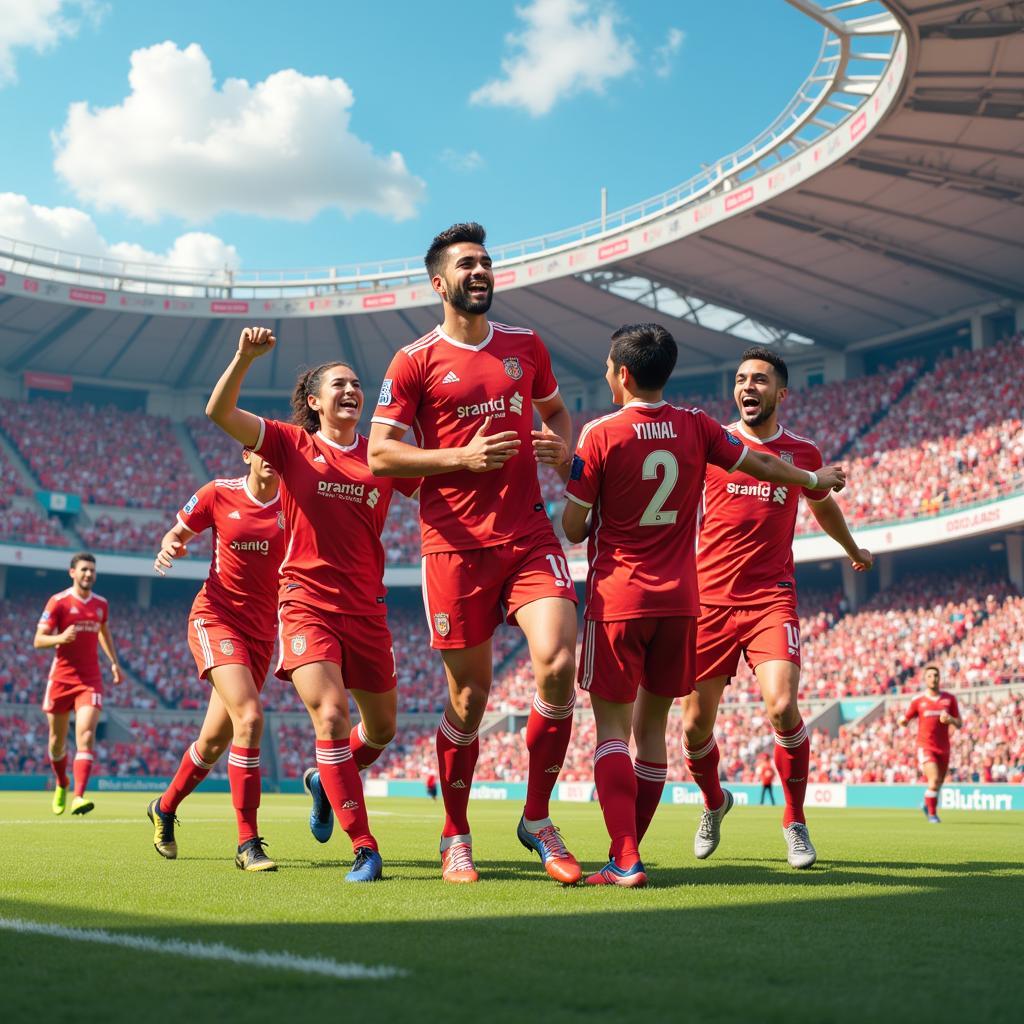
291;635;307;656
366;487;381;509
433;612;451;637
503;356;523;380
378;378;393;406
317;480;367;502
230;539;270;553
220;639;235;656
277;511;285;530
726;481;773;499
455;394;516;419
570;455;585;481
773;486;789;505
441;370;460;384
509;391;524;415
183;493;199;514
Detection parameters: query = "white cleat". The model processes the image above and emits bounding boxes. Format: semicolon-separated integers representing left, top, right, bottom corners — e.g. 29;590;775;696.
783;822;817;869
694;790;733;860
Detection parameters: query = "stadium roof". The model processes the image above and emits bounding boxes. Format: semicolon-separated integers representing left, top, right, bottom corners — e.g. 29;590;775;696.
1;0;1022;393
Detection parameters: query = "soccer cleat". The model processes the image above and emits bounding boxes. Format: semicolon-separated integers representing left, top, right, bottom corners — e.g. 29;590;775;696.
922;803;929;819
345;846;383;883
303;767;334;843
51;785;67;816
783;822;817;869
517;816;582;885
146;798;178;859
235;836;277;872
928;815;941;824
441;837;479;883
70;795;94;816
694;790;733;860
585;859;648;888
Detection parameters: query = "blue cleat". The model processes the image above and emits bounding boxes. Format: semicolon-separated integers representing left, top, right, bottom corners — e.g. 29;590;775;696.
928;815;941;824
922;803;929;820
585;859;648;888
303;767;334;843
345;846;383;882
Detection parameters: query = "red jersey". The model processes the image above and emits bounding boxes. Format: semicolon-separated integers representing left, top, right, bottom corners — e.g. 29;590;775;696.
371;321;560;554
38;588;108;687
905;691;960;754
254;418;418;616
566;402;749;620
697;422;829;607
177;477;285;641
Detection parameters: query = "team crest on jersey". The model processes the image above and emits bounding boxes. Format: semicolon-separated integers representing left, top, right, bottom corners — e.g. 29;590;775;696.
378;378;393;406
503;356;523;381
220;639;235;656
277;511;285;530
780;451;794;465
291;635;307;656
433;612;451;638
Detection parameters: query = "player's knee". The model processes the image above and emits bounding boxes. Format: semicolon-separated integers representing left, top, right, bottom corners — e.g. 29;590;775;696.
314;704;351;739
77;730;96;750
448;687;487;727
234;707;264;745
765;694;798;730
363;719;396;746
534;646;575;691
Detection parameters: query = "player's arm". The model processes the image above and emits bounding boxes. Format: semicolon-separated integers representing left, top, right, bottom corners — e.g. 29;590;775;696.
33;621;76;649
532;393;573;483
368;417;520;478
741;450;846;493
806;494;872;571
206;327;275;447
154;520;198;576
898;702;918;728
561;498;591;544
98;622;124;686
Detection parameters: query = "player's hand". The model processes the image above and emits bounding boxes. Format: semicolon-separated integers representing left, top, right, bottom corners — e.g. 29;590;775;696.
55;625;78;645
850;548;873;572
460;415;521;473
238;326;276;360
111;664;124;686
939;711;951;724
154;540;187;576
816;464;846;492
531;426;568;468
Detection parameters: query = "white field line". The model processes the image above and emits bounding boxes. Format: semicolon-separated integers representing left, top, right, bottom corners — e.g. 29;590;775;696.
0;917;406;980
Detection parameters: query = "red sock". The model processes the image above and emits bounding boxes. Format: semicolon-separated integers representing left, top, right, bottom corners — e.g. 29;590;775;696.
73;752;93;797
227;745;261;844
924;789;938;816
160;742;214;814
774;720;810;827
634;759;668;843
594;740;639;868
684;735;724;810
524;694;574;821
315;740;376;851
350;721;387;771
50;754;68;788
436;715;479;838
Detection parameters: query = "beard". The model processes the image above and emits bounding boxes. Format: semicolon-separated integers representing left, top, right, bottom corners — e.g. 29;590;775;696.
447;277;493;315
741;397;776;426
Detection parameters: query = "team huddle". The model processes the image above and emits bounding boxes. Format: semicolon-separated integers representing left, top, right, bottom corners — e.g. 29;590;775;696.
34;222;963;885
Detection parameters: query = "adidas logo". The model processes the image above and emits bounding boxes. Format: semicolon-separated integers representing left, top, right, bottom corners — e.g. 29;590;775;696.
227;510;241;519
342;800;360;810
545;764;561;774
313;454;326;463
70;607;79;614
442;371;460;384
450;780;467;789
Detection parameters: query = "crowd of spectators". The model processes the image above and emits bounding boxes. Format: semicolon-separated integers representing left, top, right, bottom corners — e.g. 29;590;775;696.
109;717;229;778
0;504;69;547
0;713;51;773
76;513;212;558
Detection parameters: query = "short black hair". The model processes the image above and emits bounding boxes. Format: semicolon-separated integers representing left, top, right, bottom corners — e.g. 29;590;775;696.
70;552;96;569
609;323;678;391
425;222;487;278
924;663;941;677
739;346;788;387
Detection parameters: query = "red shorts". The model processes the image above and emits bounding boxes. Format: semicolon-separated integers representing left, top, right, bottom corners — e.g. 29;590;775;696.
188;616;274;691
696;599;801;682
578;616;696;704
422;532;577;649
918;748;950;775
42;677;103;715
275;601;397;693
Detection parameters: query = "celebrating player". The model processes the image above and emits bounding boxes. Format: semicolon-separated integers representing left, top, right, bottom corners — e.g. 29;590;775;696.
146;447;284;871
899;664;962;823
682;346;871;869
35;553;123;815
369;222;582;885
562;324;846;886
207;326;418;882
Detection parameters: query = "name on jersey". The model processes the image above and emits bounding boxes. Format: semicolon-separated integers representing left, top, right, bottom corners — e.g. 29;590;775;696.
230;539;271;554
631;421;678;440
317;480;381;507
456;392;523;419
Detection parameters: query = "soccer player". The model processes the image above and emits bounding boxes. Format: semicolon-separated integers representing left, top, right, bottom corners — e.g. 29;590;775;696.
759;759;776;806
682;346;872;869
562;325;846;886
146;447;284;871
35;553;123;815
207;326;419;882
899;664;962;823
369;222;581;884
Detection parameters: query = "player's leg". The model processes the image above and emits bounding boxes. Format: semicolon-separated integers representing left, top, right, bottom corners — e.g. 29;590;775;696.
514;595;582;884
681;677;733;858
632;688;674;844
70;702;101;814
45;710;71;814
346;622;399;771
922;759;942;821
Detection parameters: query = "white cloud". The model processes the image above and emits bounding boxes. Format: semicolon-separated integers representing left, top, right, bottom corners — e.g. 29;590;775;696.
470;0;636;117
0;0;106;86
0;192;240;273
440;148;486;174
655;27;684;79
52;41;426;223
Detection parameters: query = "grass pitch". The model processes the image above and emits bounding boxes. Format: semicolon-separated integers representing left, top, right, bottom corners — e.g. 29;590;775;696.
1;792;1021;1024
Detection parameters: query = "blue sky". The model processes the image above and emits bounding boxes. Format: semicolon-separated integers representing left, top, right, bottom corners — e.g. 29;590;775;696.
0;1;820;272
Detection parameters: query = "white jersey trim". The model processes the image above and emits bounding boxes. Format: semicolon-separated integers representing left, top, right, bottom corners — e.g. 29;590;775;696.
728;446;749;474
564;492;593;510
370;415;411;432
253;416;267;454
315;430;359;453
436;322;494;351
243;480;281;509
736;423;783;444
535;385;560;404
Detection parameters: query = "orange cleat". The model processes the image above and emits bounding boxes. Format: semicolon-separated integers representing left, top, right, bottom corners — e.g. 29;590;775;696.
441;837;479;883
517;816;582;885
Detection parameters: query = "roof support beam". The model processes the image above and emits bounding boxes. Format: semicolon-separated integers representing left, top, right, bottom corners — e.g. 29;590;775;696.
173;319;223;389
5;307;91;372
100;316;153;377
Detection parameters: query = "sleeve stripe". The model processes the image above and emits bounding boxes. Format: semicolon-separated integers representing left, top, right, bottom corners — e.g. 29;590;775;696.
564;492;593;509
728;446;748;473
175;514;190;531
535;386;559;404
253;416;266;453
371;415;411;431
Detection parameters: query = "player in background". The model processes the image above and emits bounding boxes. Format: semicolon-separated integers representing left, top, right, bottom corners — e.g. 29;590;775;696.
682;346;872;869
759;759;776;806
899;664;962;823
562;324;846;886
35;553;123;815
146;447;284;871
369;222;581;885
207;327;419;883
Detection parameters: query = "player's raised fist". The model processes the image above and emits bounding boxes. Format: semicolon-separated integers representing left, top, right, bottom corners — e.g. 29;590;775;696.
817;464;846;492
851;548;873;572
238;326;276;359
461;415;521;473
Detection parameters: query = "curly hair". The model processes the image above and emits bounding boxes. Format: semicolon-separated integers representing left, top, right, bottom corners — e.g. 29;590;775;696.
290;362;354;433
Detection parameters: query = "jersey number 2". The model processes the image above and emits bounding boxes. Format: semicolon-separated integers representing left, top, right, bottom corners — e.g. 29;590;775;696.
639;450;678;526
